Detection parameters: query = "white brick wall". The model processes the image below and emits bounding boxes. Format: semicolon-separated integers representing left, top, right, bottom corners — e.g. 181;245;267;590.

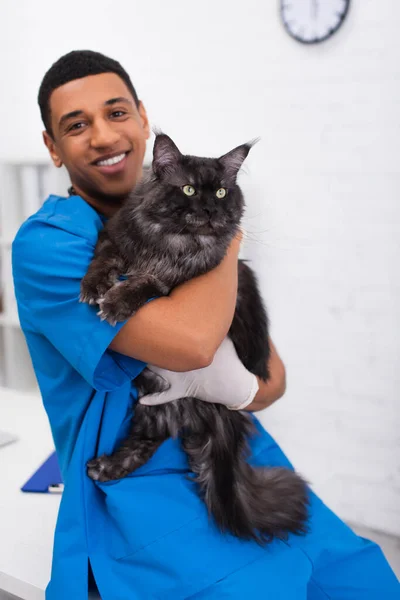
1;0;399;534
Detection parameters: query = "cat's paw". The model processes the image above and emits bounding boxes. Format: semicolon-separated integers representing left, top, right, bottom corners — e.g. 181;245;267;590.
135;368;171;398
96;295;136;326
79;278;98;306
80;277;110;306
149;371;171;393
97;284;144;325
87;455;129;482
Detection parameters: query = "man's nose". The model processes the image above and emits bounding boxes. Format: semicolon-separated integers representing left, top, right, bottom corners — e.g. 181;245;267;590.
90;119;120;148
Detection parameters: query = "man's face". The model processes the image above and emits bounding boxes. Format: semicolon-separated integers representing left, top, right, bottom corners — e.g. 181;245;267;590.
43;72;150;211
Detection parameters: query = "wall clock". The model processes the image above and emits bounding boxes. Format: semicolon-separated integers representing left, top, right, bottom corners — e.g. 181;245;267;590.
280;1;350;44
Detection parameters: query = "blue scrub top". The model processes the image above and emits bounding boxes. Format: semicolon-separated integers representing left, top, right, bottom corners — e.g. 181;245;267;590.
11;195;304;599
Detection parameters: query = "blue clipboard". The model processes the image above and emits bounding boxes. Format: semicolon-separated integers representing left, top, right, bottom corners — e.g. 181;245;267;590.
21;451;64;493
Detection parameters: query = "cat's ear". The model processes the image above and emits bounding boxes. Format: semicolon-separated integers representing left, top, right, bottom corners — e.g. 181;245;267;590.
152;133;182;178
218;138;259;181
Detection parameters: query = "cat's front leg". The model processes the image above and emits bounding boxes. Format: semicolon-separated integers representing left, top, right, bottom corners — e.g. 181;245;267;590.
80;254;125;306
97;274;169;325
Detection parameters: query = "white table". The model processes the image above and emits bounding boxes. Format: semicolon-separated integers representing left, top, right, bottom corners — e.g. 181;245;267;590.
0;387;60;600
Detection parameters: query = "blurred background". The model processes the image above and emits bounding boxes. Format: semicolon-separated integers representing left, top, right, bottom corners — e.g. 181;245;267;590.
0;0;399;585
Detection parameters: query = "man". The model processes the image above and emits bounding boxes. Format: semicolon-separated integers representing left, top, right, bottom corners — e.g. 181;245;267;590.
12;50;399;599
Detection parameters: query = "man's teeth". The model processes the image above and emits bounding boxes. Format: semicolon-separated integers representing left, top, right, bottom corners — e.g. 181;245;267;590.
97;153;126;167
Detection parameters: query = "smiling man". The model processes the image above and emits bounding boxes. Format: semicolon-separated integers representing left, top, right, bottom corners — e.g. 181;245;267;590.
42;70;148;216
12;50;399;599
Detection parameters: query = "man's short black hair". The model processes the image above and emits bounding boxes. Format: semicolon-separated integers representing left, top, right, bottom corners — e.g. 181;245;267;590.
38;49;140;138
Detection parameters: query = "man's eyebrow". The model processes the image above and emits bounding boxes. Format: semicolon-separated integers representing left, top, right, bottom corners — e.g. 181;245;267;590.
59;110;84;129
104;97;133;107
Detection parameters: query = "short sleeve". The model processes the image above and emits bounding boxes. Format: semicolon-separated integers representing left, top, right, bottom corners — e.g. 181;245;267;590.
12;219;146;391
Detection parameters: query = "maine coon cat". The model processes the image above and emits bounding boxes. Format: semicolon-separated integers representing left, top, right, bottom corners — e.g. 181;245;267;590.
81;133;309;544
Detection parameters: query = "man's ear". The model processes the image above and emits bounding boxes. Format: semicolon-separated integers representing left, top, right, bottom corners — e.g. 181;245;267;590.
42;131;63;168
138;102;150;140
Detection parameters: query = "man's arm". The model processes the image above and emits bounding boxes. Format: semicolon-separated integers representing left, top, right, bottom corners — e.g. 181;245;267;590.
109;233;242;371
244;339;286;412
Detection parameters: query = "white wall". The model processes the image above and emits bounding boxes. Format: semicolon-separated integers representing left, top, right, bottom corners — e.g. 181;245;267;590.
1;1;399;535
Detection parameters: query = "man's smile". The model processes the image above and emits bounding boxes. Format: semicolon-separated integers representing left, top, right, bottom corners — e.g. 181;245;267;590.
92;150;131;175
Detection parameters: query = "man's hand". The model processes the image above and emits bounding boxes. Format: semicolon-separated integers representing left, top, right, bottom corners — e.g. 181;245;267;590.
139;336;259;410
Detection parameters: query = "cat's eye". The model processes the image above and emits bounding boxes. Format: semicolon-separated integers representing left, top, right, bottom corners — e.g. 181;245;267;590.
216;188;227;199
182;185;196;197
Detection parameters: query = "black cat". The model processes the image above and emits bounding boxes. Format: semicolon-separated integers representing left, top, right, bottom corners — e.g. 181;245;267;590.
81;133;309;544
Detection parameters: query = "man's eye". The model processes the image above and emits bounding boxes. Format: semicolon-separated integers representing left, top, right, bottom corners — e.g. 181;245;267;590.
68;122;85;132
111;110;126;118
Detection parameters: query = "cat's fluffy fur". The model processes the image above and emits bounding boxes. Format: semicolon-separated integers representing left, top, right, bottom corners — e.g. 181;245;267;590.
82;133;309;544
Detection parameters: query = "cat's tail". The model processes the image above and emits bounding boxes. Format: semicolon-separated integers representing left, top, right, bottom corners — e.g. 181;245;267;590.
182;404;309;544
230;459;310;544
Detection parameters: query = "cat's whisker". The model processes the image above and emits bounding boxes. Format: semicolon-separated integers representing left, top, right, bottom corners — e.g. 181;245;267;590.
243;239;278;250
242;227;273;236
241;212;264;220
241;227;273;240
240;230;283;250
176;223;189;236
